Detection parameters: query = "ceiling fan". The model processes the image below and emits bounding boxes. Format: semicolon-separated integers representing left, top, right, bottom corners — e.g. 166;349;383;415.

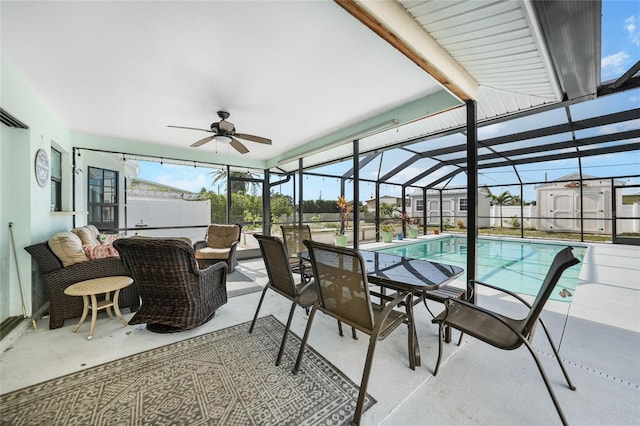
168;111;271;154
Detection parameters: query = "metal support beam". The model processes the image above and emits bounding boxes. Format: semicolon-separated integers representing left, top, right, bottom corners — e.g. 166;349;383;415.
263;170;270;235
298;158;304;226
422;187;428;234
353;140;360;249
375;182;381;241
466;100;478;304
401;186;407;235
225;165;231;223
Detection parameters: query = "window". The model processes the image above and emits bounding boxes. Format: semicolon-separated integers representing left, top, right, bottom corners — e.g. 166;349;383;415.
459;198;468;212
50;148;62;211
416;199;424;212
88;167;118;230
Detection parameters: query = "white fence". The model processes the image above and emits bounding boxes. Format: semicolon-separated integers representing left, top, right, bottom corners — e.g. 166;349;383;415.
488;203;639;233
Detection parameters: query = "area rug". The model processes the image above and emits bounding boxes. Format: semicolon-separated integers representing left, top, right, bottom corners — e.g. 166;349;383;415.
0;316;374;425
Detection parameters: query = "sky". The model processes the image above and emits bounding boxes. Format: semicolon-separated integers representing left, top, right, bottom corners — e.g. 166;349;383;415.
138;0;639;203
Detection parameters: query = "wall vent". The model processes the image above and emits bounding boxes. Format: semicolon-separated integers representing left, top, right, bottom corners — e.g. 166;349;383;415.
0;107;29;129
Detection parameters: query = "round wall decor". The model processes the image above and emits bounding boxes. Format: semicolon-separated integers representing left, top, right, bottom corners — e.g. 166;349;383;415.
35;149;50;187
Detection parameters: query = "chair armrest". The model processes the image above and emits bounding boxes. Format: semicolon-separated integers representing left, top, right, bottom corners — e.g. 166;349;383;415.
198;261;228;297
193;240;206;250
198;260;228;277
470;279;533;309
45;257;127;285
372;290;412;336
226;240;239;259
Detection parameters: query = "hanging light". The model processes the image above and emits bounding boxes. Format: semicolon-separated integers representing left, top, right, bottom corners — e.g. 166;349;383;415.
214;135;232;144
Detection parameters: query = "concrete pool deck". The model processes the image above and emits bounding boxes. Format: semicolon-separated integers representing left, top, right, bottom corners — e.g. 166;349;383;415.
1;238;638;425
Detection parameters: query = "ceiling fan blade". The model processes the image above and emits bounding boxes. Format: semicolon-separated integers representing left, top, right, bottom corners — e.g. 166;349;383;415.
168;125;212;133
234;133;272;145
190;136;215;147
230;137;250;154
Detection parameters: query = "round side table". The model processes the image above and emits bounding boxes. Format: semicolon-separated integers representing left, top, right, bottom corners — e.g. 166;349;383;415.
64;276;133;340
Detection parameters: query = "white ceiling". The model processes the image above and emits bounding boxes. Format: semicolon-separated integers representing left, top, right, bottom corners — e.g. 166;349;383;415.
3;1;597;172
0;1;444;163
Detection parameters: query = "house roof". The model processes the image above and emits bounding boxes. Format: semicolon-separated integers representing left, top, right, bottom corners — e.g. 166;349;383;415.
534;173;627;189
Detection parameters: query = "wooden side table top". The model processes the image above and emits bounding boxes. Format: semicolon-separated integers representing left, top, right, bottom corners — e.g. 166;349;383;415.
65;276;133;296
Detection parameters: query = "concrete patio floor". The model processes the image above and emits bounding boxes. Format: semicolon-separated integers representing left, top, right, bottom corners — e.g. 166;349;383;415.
1;240;638;425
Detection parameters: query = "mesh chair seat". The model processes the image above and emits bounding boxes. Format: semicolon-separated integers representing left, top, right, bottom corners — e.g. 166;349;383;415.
433;301;525;349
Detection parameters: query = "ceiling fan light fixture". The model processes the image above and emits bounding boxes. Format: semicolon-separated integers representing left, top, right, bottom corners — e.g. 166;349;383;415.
214;135;233;144
218;120;234;133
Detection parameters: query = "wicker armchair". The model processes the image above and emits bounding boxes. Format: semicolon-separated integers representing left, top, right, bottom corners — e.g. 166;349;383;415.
24;242;140;329
113;238;228;333
193;224;241;271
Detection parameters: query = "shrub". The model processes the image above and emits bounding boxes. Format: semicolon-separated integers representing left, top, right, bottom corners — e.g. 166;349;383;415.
455;219;465;229
381;223;395;233
510;215;520;228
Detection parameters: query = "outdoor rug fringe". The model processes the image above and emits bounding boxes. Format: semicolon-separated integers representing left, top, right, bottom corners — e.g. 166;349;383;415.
0;315;374;425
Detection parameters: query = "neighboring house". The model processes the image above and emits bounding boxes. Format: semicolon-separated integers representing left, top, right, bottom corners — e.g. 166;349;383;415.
128;177;203;200
536;173;625;233
126;177;210;242
408;186;491;227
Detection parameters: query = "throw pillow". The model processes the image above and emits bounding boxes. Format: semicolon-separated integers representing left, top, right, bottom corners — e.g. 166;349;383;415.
48;232;90;267
82;244;120;260
98;233;121;245
72;226;100;246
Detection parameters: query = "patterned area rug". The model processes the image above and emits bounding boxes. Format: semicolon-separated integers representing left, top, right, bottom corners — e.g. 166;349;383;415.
0;316;374;425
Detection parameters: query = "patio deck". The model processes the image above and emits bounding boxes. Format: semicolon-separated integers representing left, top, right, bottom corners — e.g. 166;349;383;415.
1;240;638;425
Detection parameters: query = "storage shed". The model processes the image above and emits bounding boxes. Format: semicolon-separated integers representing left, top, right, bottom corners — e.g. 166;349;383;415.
536;173;625;233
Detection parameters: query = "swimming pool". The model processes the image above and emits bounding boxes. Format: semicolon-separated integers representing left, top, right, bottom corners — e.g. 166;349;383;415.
374;236;587;302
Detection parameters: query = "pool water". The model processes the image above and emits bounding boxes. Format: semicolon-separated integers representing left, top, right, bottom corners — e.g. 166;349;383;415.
375;236;587;302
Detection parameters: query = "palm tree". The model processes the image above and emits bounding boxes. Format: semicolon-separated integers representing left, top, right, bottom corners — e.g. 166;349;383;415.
209;169;261;194
486;190;514;228
380;203;396;218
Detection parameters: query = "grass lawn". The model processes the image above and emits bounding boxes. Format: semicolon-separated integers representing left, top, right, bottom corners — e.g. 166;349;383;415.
444;227;614;243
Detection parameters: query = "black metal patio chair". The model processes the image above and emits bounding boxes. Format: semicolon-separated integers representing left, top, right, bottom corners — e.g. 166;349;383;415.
249;234;318;366
432;246;580;426
280;224;314;283
294;240;417;426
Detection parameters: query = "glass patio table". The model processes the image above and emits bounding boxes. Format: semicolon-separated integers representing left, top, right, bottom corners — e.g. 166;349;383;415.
358;250;463;293
300;249;464;366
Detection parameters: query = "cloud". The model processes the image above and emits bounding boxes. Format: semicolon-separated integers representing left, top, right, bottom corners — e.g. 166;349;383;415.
602;51;631;79
624;15;639;46
478;122;507;139
598;119;640;135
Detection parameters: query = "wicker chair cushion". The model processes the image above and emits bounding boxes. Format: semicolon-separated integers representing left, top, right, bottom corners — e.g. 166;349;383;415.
48;232;89;267
206;224;240;249
71;225;100;246
195;247;231;260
